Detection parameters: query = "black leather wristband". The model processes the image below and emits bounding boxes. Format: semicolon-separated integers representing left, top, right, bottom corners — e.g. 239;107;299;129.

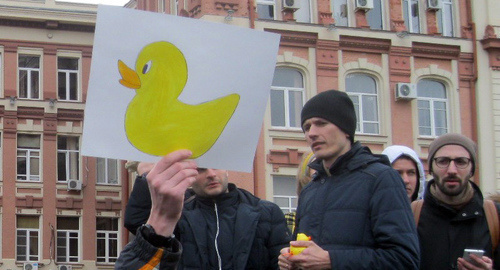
140;224;175;248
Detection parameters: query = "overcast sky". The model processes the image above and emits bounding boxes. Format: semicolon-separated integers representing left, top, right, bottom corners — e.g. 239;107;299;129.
60;0;130;5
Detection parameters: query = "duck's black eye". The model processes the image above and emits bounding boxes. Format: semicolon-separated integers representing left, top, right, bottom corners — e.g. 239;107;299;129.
142;60;152;74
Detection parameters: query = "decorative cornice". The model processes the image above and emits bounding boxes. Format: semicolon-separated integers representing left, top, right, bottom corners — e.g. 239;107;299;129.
96;198;122;211
44;113;58;140
57;197;83;210
215;0;239;11
316;39;339;71
480;37;500;71
339;35;391;54
17;106;45;119
16;195;43;209
267;148;305;172
0;39;93;53
318;11;334;25
57;108;84;122
458;52;474;80
390;19;405;32
483;25;497;40
4;110;18;137
264;28;317;48
481;37;500;51
412;42;461;60
0;18;94;32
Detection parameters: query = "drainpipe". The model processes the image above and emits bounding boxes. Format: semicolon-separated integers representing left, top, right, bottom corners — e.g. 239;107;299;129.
248;0;256;29
467;0;478;143
122;161;130;244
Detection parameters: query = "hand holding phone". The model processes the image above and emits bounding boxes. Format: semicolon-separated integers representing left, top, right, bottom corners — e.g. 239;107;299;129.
463;249;484;264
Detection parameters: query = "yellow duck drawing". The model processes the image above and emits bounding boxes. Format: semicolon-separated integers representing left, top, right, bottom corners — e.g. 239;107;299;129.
118;41;240;158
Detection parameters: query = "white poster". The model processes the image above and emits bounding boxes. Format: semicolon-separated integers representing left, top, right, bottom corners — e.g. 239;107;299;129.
82;5;280;172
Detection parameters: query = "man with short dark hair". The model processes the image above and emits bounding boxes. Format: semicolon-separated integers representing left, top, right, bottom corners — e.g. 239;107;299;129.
119;158;291;269
415;133;499;270
278;90;420;269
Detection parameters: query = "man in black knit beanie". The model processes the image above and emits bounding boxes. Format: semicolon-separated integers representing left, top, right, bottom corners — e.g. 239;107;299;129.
278;89;420;269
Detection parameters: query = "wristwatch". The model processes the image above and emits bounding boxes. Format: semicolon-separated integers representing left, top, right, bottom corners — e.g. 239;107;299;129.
141;224;176;248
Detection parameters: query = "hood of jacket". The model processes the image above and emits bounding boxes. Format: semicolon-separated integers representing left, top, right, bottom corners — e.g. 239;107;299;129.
382;145;426;201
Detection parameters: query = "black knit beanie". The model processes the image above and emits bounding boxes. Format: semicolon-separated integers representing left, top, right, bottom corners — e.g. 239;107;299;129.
300;90;356;143
427;133;477;175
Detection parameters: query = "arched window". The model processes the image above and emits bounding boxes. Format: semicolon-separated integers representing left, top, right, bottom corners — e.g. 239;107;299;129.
346;73;379;134
417;79;448;137
270;68;305;129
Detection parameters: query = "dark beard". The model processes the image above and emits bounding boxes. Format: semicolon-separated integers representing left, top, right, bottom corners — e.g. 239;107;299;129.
434;174;468;196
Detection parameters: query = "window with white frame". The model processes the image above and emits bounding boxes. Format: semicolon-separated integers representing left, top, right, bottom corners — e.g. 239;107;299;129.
18;55;40;99
346;73;379;134
437;0;454;37
17;134;41;182
273;175;297;213
295;0;311;23
366;0;383;30
256;0;275;19
171;0;179;15
270;68;305;129
57;57;79;101
158;0;165;12
97;158;119;185
16;216;40;262
403;0;420;33
57;136;79;182
96;217;119;263
331;0;348;26
57;217;80;263
417;79;448;137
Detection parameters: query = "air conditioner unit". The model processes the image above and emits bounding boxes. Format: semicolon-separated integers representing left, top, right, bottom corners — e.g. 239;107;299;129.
58;265;73;270
355;0;374;10
67;179;82;191
395;83;417;100
427;0;442;10
282;0;299;9
24;262;39;270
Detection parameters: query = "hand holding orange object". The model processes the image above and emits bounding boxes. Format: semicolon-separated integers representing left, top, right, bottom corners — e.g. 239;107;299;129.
290;233;312;255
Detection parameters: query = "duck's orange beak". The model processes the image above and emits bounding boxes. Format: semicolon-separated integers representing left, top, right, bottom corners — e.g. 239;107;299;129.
118;60;141;89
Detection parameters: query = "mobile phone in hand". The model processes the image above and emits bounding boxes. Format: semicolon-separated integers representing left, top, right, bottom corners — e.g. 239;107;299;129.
463;249;484;264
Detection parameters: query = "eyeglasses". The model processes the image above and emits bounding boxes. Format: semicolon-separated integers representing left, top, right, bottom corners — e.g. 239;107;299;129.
433;157;471;169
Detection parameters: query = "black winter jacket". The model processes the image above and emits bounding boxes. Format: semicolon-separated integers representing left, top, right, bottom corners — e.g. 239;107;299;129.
418;180;500;270
176;184;290;269
295;142;420;269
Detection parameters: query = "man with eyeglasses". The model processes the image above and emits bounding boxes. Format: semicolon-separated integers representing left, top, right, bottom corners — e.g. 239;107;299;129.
415;133;500;270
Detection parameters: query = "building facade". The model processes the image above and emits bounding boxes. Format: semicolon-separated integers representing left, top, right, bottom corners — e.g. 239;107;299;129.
473;0;500;194
0;0;492;269
132;0;479;210
0;0;128;269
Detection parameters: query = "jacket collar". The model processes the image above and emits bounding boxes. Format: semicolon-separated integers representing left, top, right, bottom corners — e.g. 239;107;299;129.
424;179;484;220
309;141;390;177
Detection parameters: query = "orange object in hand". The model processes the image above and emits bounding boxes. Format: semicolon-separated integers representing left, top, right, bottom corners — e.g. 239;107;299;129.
290;233;311;255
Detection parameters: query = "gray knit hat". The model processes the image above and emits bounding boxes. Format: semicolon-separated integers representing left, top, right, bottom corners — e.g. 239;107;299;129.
427;133;477;175
300;90;357;143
